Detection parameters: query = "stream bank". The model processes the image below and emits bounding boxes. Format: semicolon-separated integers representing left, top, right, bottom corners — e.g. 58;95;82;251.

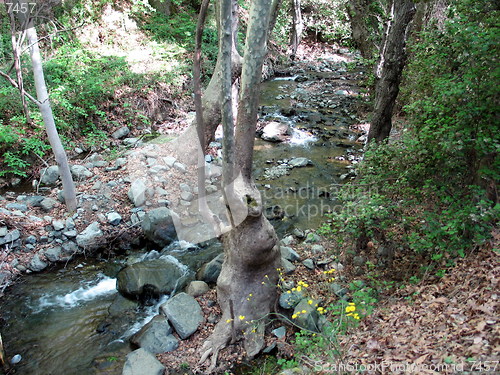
0;48;368;374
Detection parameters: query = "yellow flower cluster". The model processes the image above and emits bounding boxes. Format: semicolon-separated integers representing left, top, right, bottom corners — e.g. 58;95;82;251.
291;309;307;319
345;303;360;320
317;306;325;314
323;269;336;275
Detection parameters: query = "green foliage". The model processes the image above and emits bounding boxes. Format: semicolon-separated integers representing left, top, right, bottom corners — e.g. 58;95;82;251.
302;0;352;46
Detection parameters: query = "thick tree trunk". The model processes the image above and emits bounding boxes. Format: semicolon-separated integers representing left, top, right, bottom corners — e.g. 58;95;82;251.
200;0;280;369
289;0;303;58
346;0;378;59
26;26;77;212
367;0;416;143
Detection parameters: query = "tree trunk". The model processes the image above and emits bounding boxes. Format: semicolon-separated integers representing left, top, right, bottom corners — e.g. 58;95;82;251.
26;26;77;212
367;0;416;143
346;0;378;59
289;0;303;58
200;0;280;369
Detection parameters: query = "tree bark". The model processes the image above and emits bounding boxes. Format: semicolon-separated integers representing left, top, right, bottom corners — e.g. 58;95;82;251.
289;0;303;58
200;0;280;369
367;0;416;143
346;0;378;59
26;26;77;212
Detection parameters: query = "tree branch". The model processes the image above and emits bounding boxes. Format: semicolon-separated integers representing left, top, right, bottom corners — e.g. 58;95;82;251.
0;70;40;104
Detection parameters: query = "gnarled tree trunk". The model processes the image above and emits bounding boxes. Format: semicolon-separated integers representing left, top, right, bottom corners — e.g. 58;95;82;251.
367;0;416;143
346;0;378;59
199;0;280;370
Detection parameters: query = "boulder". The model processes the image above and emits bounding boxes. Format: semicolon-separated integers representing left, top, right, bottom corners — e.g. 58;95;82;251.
293;298;321;332
196;253;224;283
186;280;209;297
43;246;63;262
160;292;203;339
128;179;147;207
76;222;104;249
280;246;300;262
122;348;164;375
70;165;93;180
281;258;296;274
130;315;178;353
261;122;290;143
117;258;186;297
40;166;60;186
141;207;177;248
40;198;58;212
289;157;312;168
0;229;20;246
112;126;130;139
29;254;48;272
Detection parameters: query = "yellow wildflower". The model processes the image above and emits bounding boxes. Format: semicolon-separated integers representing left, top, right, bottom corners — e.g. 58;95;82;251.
292;314;297;319
308;300;313;305
226;319;233;323
239;315;245;321
301;310;306;314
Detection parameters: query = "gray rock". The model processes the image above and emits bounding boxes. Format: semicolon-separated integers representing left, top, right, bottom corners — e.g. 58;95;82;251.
174;162;187;174
107;212;122;226
292;228;305;238
115;158;127;169
29;254;48;272
304;232;321;243
63;230;77;238
261;122;289;142
108;294;138;317
112;126;130;139
52;219;65;231
131;315;178;354
281;258;296;274
6;203;27;212
62;241;79;256
279;289;305;309
0;226;8;237
76;222;104;249
117;258;186;297
329;283;348;298
25;235;37;245
160;292;203;339
65;217;75;230
197;253;224;283
40;198;58;212
293;298;321;332
163;156;177;167
302;258;315;270
40;166;60;185
122;348;165;375
128;179;147;207
281;235;296;246
180;191;193;202
0;229;21;246
70;165;93;180
353;256;366;267
122;138;140;147
186;280;209;297
43;246;63;262
289;157;311;168
272;326;286;339
141;207;177;248
280;246;300;262
311;244;325;254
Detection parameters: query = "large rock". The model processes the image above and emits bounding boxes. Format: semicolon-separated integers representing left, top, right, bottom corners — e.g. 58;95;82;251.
293;298;321;332
196;253;224;283
186;280;209;297
160;292;203;339
122;348;164;375
112;126;130;139
130;315;178;353
70;165;93;180
289;157;312;168
40;166;60;185
261;122;290;142
76;222;104;249
141;207;177;248
128;179;147;207
0;229;20;246
117;258;186;298
29;254;48;272
40;198;58;212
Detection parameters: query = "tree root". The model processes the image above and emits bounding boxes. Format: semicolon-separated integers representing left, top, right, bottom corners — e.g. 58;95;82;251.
199;323;232;373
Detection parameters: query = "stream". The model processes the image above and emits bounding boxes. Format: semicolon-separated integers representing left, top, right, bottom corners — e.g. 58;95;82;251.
0;55;364;375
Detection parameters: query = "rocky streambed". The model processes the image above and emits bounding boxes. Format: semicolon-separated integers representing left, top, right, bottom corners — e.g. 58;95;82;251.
0;49;368;374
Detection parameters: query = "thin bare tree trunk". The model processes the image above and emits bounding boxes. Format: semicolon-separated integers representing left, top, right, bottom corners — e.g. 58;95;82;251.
289;0;303;58
368;0;416;143
199;0;280;369
26;26;77;212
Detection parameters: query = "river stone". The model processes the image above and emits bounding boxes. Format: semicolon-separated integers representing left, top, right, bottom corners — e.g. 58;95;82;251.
186;280;209;297
108;294;138;317
289;157;311;168
163;156;177;167
70;165;93;180
5;203;27;212
0;226;8;237
25;235;37;245
112;126;130;139
279;289;305;310
160;292;203;339
311;244;325;254
128;179;147;207
117;258;185;297
76;222;104;249
302;258;315;270
130;315;178;354
281;258;296;274
52;219;65;231
107;212;122;226
141;207;176;248
196;253;224;283
40;166;60;185
40;198;58;212
29;254;48;272
280;246;300;262
293;298;321;332
43;246;63;262
62;241;79;256
0;229;20;246
261;122;289;142
173;162;187;174
122;348;165;375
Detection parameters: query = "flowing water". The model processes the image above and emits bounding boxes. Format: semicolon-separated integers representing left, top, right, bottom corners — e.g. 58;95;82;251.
0;61;363;375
